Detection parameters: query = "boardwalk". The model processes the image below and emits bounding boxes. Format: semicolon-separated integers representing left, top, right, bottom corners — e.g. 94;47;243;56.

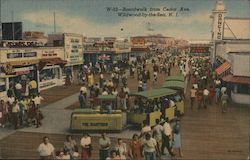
0;65;249;159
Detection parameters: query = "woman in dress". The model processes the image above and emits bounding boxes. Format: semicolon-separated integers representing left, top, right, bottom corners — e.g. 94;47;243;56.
80;133;92;160
64;135;77;160
115;138;128;160
129;134;142;160
172;119;183;157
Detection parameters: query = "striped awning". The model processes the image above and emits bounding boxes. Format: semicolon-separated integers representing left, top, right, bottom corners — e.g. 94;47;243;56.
223;74;250;85
215;61;231;75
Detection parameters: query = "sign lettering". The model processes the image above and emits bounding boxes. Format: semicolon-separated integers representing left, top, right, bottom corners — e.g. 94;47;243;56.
217;13;223;40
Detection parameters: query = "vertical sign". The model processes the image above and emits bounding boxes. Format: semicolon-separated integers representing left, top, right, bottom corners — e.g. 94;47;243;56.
217;13;223;39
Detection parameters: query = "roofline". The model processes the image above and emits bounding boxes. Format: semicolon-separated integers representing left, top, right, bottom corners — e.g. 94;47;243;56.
227;52;250;54
225;17;250;20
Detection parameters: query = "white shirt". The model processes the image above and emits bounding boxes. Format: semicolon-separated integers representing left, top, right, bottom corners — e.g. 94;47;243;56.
203;89;209;96
102;91;108;95
15;83;22;90
81;136;91;147
141;125;151;135
37;143;55;156
169;100;175;107
100;74;104;79
193;84;198;89
112;91;118;96
80;86;87;93
7;97;15;105
123;87;130;94
32;96;44;105
214;80;221;85
143;138;157;153
221;87;227;94
163;122;172;136
115;143;127;160
153;124;163;140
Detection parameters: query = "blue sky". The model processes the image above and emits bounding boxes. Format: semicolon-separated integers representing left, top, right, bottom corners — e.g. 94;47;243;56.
1;0;249;40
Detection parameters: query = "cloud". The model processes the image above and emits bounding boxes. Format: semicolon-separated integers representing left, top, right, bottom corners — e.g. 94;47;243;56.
22;9;212;40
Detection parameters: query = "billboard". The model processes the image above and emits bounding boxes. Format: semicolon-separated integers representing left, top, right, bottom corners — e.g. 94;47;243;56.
2;22;23;40
190;47;210;53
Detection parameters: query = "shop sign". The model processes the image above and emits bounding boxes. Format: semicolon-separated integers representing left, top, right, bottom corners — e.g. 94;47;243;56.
7;53;22;59
13;66;33;75
13;66;34;72
23;52;37;57
217;13;223;40
42;50;58;57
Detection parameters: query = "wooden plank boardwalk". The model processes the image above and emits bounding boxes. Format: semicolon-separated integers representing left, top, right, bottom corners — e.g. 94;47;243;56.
0;98;249;159
0;66;249;159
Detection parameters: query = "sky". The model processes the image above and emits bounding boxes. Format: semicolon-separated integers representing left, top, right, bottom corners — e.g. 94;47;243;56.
1;0;249;40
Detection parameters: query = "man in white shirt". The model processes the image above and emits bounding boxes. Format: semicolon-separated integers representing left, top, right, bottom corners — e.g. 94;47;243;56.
140;120;151;138
161;118;175;156
37;136;55;159
80;85;88;98
32;93;44;108
153;119;163;155
203;88;210;108
7;95;15;106
12;101;20;129
142;133;157;159
15;82;22;100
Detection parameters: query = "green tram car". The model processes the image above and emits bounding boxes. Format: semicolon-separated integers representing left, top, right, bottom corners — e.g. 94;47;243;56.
70;87;183;132
162;76;186;115
70;95;125;132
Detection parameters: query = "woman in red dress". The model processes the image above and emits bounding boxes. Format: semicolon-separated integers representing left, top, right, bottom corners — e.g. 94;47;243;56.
129;134;142;160
80;133;92;160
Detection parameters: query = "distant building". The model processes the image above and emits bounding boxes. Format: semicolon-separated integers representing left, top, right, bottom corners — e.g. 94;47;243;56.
189;40;212;56
211;0;250;105
0;46;66;99
48;33;84;82
23;31;48;45
84;38;130;67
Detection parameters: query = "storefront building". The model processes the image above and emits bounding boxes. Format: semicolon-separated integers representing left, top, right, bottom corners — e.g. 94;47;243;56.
48;33;84;82
210;0;250;105
0;48;40;99
38;47;66;91
0;46;66;99
189;41;212;56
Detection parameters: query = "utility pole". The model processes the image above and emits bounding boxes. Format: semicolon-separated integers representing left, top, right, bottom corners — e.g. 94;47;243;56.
53;12;56;33
0;0;2;40
11;10;14;40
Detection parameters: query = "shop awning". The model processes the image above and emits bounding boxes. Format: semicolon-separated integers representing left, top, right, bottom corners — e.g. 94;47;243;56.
222;74;250;85
39;58;67;70
7;59;39;66
215;61;231;75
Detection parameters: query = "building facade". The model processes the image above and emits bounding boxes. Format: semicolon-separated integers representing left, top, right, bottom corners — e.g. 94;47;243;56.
0;46;66;99
211;0;250;105
48;33;84;82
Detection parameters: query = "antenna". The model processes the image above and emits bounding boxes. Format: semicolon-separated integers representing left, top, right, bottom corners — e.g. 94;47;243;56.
0;0;2;40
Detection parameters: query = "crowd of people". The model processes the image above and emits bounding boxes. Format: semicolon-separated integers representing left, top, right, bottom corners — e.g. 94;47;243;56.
0;79;44;129
76;53;180;113
37;117;182;160
0;49;233;159
187;57;230;112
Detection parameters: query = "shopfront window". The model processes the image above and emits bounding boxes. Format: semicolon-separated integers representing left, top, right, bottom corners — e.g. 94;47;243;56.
237;84;250;95
40;68;59;82
0;78;6;92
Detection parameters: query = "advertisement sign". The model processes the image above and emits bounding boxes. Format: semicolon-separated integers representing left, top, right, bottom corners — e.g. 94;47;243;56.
190;47;210;53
